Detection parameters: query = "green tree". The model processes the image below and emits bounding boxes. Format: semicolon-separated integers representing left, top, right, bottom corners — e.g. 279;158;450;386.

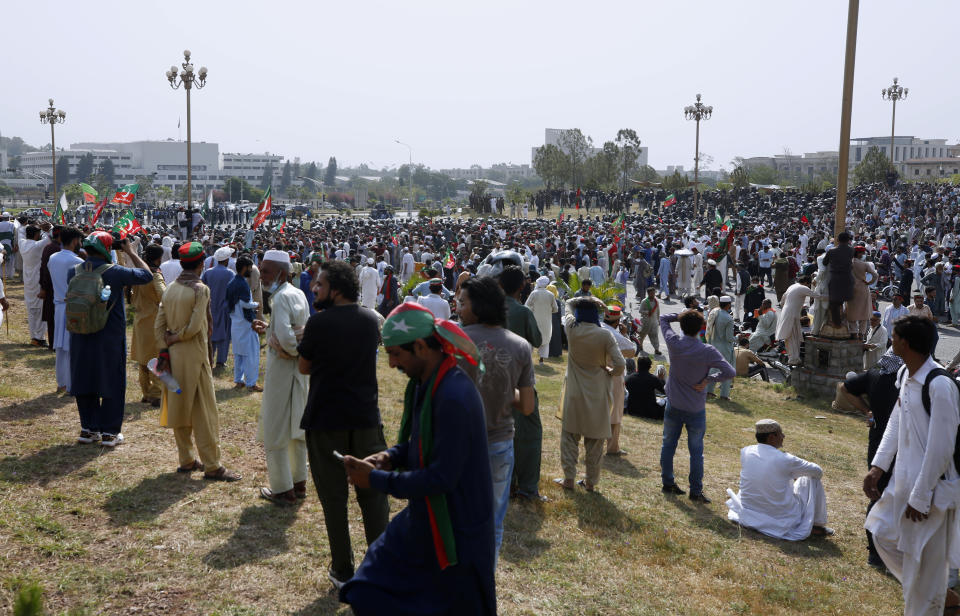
305;162;318;180
156;185;173;205
55;156;71;187
634;164;659;182
97;158;115;186
469;180;489;210
223;176;255;202
730;165;750;190
505;181;526;205
64;183;83;203
259;162;274;190
584;141;618;188
75;153;95;182
8;155;21;171
558;128;593;188
614;128;642;190
280;161;292;195
661;170;689;193
324;157;338;187
853;146;894;185
747;165;778;185
532;143;568;190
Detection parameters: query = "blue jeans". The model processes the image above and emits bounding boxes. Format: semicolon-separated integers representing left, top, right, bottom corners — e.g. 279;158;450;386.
659;402;706;495
488;438;515;568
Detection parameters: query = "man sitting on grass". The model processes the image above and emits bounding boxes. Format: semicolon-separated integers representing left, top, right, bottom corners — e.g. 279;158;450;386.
726;419;833;541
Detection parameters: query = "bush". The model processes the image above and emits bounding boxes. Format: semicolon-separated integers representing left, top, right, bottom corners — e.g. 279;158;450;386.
14;582;44;616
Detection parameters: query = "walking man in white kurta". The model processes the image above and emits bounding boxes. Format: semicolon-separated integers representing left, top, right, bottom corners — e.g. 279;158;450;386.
726;419;832;540
864;315;960;615
253;250;311;505
776;275;823;366
525;276;557;362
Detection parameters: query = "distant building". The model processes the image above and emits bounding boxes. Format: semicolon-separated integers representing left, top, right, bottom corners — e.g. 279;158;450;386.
903;157;960;180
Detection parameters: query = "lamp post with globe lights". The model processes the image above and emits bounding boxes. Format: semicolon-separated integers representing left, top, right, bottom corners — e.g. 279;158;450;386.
684;94;712;219
166;50;207;209
881;77;907;173
39;99;66;200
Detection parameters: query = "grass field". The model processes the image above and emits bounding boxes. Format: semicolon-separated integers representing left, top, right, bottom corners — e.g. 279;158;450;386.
0;278;904;615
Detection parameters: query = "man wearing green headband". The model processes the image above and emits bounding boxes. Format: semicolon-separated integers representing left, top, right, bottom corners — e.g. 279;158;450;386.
340;302;495;615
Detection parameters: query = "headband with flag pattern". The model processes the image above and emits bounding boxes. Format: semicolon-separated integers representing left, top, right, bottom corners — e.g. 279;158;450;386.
82;231;114;262
383;303;480;367
178;241;205;264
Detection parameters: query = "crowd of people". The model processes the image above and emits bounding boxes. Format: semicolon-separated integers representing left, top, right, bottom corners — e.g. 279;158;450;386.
1;178;959;614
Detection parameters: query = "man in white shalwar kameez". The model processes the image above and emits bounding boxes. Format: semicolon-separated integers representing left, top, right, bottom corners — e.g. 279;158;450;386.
726;419;831;540
776;276;823;365
48;228;84;393
675;249;693;296
358;258;380;310
864;316;960;616
524;276;557;361
19;223;51;345
254;250;311;505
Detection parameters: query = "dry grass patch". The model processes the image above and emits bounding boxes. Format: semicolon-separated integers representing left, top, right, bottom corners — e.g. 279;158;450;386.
0;279;904;614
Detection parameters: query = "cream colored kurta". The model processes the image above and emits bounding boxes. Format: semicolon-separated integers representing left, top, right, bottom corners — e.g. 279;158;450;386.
258;281;310;449
560;310;626;440
847;258;878;322
130;270;165;365
155;280;218;429
524;287;557;348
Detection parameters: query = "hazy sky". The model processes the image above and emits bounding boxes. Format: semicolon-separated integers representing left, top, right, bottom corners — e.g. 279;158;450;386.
3;0;957;172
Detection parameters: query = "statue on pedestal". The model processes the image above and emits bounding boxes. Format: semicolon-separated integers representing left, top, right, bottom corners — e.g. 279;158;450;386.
820;231;855;339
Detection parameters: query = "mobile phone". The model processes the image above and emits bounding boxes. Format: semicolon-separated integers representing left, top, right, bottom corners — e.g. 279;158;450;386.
332;450;345;462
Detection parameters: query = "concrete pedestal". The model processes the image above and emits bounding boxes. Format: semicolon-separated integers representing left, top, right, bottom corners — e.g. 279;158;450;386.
792;335;864;399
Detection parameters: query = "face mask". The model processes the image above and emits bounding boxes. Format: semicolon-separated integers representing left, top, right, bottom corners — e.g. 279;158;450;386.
267;280;280;294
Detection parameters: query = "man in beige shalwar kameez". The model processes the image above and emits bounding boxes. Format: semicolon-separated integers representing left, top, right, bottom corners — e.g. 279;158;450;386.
254;250;311;505
554;296;625;491
130;244;165;406
155;242;240;481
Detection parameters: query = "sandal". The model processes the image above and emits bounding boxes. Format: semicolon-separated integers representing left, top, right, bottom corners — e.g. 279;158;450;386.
259;487;296;506
176;460;204;473
577;479;596;492
293;481;308;499
203;467;242;482
552;478;574;490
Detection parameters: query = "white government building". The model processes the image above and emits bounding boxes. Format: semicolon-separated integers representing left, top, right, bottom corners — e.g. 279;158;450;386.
17;140;284;197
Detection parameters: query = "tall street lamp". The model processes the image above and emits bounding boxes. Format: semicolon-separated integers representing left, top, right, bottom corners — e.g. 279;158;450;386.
166;50;208;209
395;139;413;211
684;94;712;219
881;77;907;172
39;99;66;199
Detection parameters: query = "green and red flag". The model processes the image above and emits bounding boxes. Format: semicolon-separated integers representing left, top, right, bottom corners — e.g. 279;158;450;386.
79;183;98;204
112;183;139;205
557;209;564;226
41;207;52;217
613;212;625;231
91;195;108;225
444;249;455;270
277;219;286;234
112;209;142;239
575;187;581;210
251;185;272;230
391;235;399;247
800;211;810;224
662;193;676;207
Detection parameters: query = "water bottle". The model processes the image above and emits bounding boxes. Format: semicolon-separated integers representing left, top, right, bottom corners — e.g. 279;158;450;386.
100;285;111;301
147;358;182;394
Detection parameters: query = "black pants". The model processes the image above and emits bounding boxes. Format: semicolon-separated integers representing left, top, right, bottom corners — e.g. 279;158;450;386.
76;394;123;434
511;392;543;496
305;427;390;579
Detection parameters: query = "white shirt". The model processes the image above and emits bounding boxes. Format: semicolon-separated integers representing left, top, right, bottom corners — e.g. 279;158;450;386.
726;443;823;541
159;259;183;285
602;322;634;354
882;304;910;334
417;293;450;320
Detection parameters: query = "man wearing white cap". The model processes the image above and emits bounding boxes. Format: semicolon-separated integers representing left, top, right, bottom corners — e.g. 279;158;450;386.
524;276;557;363
705;296;736;400
358;257;379;310
201;246;237;370
863;311;888;370
726;419;832;541
252;249;311;505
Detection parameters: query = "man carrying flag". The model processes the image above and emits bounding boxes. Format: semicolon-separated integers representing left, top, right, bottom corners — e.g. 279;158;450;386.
53;192;68;225
252;186;272;230
341;302;495;615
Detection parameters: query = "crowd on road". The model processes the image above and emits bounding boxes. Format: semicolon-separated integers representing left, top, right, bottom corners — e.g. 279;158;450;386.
1;178;959;614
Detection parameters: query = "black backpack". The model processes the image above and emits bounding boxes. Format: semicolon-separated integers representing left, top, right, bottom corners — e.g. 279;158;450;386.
919;368;960;479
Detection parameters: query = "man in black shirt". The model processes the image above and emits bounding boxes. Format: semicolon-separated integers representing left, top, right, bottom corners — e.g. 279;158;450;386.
702;259;723;298
839;352;901;568
625;357;666;419
298;260;389;589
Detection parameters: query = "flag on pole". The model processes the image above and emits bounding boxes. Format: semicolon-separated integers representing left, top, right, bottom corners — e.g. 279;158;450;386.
41;208;52;217
112;209;143;238
613;213;625;230
557;209;564;226
112;183;140;205
202;190;213;222
79;183;99;203
800;211;810;224
91;195;108;225
662;194;676;208
252;185;272;229
715;211;724;226
575;187;581;210
444;250;455;270
278;219;286;234
391;235;399;247
53;193;68;224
